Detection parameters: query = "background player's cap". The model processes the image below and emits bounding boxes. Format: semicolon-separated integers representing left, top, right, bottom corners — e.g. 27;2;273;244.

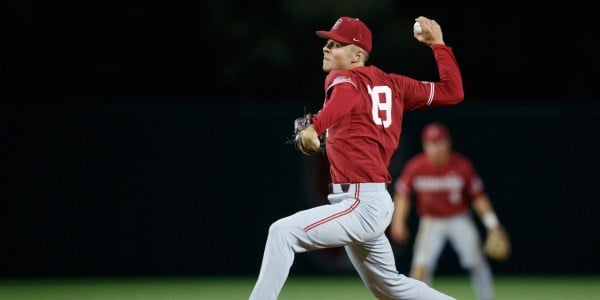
422;122;451;142
316;17;372;53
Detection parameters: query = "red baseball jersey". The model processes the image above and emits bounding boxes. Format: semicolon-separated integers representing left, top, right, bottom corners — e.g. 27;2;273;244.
312;45;464;184
394;152;487;217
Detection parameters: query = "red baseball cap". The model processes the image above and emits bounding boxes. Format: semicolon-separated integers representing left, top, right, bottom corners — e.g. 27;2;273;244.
316;16;372;53
422;122;451;142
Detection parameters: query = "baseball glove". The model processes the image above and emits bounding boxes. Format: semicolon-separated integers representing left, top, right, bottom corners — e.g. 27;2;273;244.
291;113;325;156
483;226;511;261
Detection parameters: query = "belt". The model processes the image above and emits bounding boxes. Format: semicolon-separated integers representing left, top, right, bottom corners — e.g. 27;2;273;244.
328;182;388;194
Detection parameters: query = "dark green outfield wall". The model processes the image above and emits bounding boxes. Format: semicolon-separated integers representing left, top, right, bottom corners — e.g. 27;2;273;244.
1;101;599;277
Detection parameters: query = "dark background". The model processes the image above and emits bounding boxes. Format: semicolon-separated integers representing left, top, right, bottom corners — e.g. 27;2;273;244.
2;0;599;278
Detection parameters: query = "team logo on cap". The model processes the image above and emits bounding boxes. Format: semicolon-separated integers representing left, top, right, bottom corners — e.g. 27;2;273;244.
332;18;342;29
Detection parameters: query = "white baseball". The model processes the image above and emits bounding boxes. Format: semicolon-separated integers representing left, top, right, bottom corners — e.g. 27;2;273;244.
413;22;422;34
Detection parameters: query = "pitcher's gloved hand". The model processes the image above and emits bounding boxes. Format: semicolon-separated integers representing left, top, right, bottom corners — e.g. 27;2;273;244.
292;114;325;156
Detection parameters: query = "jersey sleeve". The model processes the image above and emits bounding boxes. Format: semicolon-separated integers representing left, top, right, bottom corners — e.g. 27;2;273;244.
463;158;487;199
394;159;416;197
312;71;362;135
395;44;465;111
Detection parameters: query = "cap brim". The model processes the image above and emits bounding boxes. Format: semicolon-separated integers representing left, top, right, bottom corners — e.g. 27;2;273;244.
315;30;353;44
423;137;449;142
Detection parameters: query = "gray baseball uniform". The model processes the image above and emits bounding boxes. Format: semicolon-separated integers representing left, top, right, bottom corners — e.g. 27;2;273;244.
250;183;455;300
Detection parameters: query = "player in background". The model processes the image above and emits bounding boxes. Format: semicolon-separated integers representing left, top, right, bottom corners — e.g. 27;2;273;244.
389;122;510;300
249;15;464;300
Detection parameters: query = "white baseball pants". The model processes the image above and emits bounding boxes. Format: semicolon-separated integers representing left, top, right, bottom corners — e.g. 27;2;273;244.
249;183;455;300
412;213;493;300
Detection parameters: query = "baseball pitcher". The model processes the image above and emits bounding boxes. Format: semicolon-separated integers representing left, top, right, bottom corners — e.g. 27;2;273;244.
250;16;464;300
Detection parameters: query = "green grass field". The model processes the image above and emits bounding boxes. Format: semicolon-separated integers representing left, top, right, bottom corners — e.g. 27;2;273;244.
1;274;599;299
